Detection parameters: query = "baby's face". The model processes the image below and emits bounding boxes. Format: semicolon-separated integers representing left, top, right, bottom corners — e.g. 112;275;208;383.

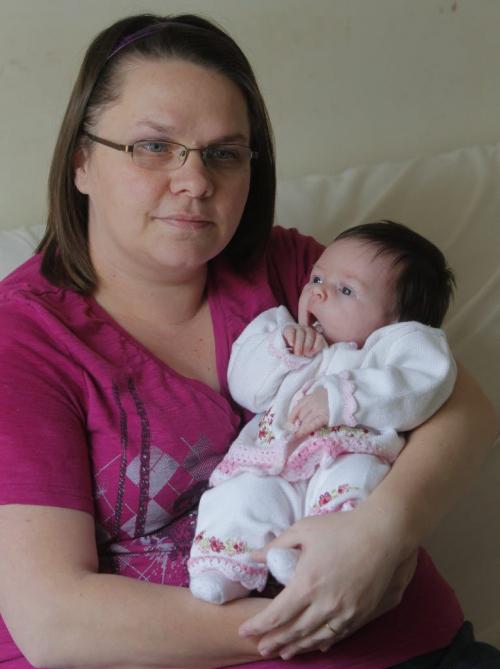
298;238;399;347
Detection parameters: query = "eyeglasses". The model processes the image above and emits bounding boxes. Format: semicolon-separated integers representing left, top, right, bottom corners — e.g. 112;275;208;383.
84;132;258;172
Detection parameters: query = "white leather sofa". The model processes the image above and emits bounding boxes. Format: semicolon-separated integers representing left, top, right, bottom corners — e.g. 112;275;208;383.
1;141;499;644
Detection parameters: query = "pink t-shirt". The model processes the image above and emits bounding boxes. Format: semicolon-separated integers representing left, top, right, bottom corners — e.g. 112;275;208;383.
0;226;463;668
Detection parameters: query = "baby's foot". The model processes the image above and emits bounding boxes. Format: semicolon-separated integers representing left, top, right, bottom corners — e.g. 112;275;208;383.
266;547;301;585
190;571;249;604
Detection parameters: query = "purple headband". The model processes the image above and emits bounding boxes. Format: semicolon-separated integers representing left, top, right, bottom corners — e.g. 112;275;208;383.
106;21;170;61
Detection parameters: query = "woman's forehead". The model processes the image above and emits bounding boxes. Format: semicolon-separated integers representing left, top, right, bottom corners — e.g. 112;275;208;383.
97;57;251;139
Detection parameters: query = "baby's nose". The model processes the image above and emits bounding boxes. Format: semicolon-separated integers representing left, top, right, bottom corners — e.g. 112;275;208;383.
312;284;326;299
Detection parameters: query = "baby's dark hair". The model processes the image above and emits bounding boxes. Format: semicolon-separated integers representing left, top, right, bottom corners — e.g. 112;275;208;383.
335;220;455;327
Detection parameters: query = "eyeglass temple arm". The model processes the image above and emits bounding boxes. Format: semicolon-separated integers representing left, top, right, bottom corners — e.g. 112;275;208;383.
84;132;132;153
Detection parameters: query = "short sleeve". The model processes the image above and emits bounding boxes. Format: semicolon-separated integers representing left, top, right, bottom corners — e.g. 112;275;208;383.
0;301;94;513
266;226;324;319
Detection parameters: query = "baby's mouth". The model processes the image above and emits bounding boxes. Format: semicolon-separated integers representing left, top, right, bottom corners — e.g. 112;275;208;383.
312;320;324;334
306;309;323;334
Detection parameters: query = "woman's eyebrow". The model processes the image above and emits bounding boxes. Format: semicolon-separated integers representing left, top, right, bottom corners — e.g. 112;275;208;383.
211;132;249;144
133;119;249;143
133;118;176;134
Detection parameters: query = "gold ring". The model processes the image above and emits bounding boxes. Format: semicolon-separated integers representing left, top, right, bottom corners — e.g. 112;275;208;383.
325;621;339;636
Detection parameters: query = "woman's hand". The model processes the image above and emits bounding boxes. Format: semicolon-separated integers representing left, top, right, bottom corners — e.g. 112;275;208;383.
239;507;417;660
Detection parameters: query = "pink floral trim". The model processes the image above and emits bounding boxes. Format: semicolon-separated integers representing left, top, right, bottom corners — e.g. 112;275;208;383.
188;555;268;591
258;409;276;445
193;531;248;556
338;370;357;427
309;483;361;515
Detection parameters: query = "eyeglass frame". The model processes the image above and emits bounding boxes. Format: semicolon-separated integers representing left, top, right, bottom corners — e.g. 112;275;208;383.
83;132;259;171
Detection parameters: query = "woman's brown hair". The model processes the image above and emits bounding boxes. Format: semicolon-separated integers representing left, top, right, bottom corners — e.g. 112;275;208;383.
38;14;276;293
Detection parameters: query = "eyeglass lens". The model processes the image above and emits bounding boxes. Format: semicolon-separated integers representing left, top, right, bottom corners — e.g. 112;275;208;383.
132;141;253;171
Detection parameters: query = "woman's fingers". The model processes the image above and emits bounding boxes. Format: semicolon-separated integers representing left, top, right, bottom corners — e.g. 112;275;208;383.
245;491;418;661
273;620;336;660
239;575;309;638
253;600;353;658
277;619;348;660
271;553;417;660
246;596;354;661
244;509;414;657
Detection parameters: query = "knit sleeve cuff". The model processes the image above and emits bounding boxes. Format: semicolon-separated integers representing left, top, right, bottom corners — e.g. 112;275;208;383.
338;370;358;426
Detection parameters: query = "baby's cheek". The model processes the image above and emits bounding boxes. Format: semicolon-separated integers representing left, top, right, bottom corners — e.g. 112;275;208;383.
297;289;310;325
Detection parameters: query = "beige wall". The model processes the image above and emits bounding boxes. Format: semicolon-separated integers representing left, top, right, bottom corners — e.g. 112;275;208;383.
1;0;500;646
1;0;500;230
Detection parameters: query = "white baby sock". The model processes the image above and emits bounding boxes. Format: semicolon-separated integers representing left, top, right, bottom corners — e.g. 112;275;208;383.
190;571;249;604
266;547;301;585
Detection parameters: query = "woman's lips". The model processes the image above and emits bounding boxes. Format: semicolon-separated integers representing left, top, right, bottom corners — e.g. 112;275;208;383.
155;214;212;229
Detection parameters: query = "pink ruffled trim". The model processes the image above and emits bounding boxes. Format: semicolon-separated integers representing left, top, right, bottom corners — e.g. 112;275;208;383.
188;556;268;591
210;440;288;485
211;425;401;484
212;425;403;486
338;370;357;427
284;427;395;481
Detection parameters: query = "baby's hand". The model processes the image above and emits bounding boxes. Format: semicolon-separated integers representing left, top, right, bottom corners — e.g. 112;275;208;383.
289;388;329;436
283;325;327;357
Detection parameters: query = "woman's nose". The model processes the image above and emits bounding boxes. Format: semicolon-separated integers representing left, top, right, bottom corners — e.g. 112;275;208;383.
168;152;214;198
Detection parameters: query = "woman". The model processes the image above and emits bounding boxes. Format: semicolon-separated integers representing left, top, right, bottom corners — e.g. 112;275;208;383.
0;13;497;669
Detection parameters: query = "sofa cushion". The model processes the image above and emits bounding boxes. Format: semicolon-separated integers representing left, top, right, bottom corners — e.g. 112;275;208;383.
1;142;499;642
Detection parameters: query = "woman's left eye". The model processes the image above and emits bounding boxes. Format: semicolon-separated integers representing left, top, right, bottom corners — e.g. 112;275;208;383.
210;146;239;161
340;286;352;296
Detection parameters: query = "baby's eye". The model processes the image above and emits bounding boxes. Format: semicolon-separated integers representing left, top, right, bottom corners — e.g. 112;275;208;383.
340;286;352;296
311;275;323;285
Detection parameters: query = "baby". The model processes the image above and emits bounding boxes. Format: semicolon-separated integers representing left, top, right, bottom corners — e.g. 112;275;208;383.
188;220;457;604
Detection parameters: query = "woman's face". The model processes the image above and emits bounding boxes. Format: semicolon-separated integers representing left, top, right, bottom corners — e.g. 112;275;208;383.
74;58;252;283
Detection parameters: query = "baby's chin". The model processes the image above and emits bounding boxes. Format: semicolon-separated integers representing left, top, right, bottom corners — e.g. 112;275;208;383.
318;324;363;348
300;312;346;346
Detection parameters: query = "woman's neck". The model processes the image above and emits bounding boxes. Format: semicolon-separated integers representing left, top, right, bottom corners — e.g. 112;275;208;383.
92;261;218;389
93;262;209;329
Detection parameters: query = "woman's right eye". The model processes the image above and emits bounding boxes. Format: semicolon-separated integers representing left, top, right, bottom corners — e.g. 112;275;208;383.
311;275;323;284
138;141;170;154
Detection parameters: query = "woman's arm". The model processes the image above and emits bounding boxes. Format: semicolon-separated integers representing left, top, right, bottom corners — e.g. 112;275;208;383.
238;364;499;659
372;363;498;546
0;504;270;669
